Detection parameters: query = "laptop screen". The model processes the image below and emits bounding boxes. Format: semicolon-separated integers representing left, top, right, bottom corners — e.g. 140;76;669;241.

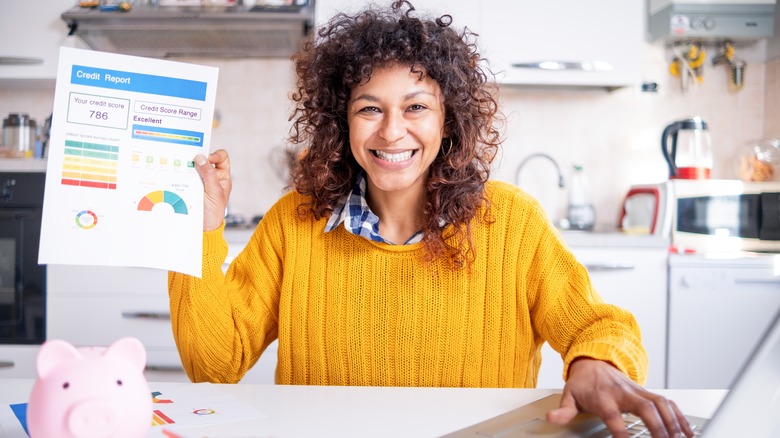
703;307;780;438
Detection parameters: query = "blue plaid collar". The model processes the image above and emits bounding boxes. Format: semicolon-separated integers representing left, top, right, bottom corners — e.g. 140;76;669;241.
324;172;424;245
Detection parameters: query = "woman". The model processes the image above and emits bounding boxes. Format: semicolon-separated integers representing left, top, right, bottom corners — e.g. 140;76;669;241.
169;1;693;436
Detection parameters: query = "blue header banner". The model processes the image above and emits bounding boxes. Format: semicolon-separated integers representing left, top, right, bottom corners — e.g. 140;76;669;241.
70;65;208;101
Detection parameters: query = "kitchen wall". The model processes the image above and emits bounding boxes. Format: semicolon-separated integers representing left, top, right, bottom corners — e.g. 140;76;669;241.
498;43;774;227
1;42;777;229
766;58;780;138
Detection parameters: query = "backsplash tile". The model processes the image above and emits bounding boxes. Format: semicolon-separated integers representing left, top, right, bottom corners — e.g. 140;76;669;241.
765;59;780;139
1;47;775;230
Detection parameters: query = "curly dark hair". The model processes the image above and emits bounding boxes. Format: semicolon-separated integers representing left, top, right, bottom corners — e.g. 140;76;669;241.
288;0;502;268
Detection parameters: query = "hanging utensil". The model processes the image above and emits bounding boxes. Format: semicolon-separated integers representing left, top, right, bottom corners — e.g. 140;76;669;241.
713;40;746;92
669;42;705;93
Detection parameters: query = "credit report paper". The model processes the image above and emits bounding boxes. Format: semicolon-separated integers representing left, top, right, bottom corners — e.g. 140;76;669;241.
39;47;219;277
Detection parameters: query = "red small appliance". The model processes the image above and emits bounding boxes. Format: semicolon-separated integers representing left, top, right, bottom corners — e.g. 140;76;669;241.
618;183;671;236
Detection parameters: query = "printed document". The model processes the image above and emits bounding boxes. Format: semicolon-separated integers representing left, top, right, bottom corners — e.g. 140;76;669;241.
39;47;219;277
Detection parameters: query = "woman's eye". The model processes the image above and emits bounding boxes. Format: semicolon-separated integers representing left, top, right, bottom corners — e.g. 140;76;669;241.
407;104;427;112
357;106;380;113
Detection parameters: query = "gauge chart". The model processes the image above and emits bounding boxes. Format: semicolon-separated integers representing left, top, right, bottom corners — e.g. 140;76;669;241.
137;190;188;215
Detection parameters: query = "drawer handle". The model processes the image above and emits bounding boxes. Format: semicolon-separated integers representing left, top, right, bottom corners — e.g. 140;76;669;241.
121;311;171;320
0;361;14;368
512;61;614;72
735;279;780;285
145;364;184;373
584;263;636;272
0;57;44;65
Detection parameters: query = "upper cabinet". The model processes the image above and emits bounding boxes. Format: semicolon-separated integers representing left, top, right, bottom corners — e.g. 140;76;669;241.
475;0;644;90
315;0;643;90
0;0;81;81
60;3;315;59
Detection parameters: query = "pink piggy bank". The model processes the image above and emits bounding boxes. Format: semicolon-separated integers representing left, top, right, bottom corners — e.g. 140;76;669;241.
27;337;152;438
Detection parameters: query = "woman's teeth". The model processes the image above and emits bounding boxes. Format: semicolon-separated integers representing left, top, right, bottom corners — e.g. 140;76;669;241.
374;150;413;162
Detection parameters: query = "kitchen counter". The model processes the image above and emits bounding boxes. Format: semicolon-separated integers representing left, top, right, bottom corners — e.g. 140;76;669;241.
0;158;47;172
559;229;670;248
669;251;780;268
227;224;670;249
0;157;673;252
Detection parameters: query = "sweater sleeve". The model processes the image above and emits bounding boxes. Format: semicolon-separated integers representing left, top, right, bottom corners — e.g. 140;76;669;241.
521;197;648;386
168;208;283;383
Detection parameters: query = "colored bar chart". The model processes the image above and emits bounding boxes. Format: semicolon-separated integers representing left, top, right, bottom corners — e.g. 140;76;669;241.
152;409;176;426
60;140;119;190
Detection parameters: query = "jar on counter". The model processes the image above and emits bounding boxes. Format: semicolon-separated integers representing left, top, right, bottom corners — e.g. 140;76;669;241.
736;138;780;182
1;113;37;159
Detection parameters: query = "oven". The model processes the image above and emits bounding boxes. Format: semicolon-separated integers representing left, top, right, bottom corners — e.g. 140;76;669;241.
0;170;46;344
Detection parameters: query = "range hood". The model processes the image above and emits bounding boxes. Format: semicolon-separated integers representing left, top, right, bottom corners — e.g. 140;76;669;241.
61;2;315;59
648;0;775;42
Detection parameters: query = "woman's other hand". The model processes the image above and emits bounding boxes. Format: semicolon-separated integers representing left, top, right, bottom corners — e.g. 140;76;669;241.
546;358;695;438
194;149;232;231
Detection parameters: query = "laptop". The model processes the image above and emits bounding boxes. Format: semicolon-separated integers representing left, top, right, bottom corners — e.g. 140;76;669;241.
441;307;780;438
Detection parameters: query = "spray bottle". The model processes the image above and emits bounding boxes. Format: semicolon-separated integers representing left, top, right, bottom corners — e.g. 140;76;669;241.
566;164;595;230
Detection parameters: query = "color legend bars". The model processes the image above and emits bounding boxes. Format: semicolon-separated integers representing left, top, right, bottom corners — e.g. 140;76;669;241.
132;124;204;147
61;140;119;190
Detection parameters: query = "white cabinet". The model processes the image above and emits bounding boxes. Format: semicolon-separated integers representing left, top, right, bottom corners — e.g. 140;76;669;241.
45;229;276;383
0;0;85;82
667;254;780;389
315;0;642;89
46;264;190;382
0;345;39;379
536;240;669;389
476;1;644;89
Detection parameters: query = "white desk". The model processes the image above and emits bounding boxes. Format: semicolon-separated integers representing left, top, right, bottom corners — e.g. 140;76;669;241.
0;379;726;437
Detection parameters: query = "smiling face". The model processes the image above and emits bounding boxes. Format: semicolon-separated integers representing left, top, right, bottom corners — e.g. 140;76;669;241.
347;64;447;200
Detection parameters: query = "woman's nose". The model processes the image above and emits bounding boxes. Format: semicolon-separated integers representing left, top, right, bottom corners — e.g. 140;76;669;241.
380;111;406;144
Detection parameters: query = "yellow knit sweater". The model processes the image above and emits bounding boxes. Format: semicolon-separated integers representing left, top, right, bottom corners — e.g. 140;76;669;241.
168;180;647;387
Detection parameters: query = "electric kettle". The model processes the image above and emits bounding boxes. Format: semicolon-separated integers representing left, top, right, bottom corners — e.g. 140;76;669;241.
661;116;713;179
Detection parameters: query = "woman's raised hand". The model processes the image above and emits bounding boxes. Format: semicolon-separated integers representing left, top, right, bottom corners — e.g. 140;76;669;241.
194;149;232;231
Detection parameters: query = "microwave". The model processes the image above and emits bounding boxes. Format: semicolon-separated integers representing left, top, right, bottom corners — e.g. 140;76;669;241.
619;179;780;253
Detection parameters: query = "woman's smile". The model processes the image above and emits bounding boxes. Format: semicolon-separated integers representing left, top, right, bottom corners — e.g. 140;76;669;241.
371;149;416;163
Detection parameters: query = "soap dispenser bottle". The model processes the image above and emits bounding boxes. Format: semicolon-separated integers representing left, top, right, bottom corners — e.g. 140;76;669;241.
566;165;595;230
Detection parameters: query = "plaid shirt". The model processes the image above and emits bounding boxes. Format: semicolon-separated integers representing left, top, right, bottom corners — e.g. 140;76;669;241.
324;172;424;245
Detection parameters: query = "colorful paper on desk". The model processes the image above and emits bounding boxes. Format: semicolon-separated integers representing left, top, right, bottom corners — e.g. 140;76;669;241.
147;384;268;435
38;47;219;277
0;384;266;437
0;403;29;438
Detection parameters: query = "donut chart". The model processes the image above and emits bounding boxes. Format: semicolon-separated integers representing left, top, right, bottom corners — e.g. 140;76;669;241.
192;408;216;416
75;210;98;229
137;190;189;215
